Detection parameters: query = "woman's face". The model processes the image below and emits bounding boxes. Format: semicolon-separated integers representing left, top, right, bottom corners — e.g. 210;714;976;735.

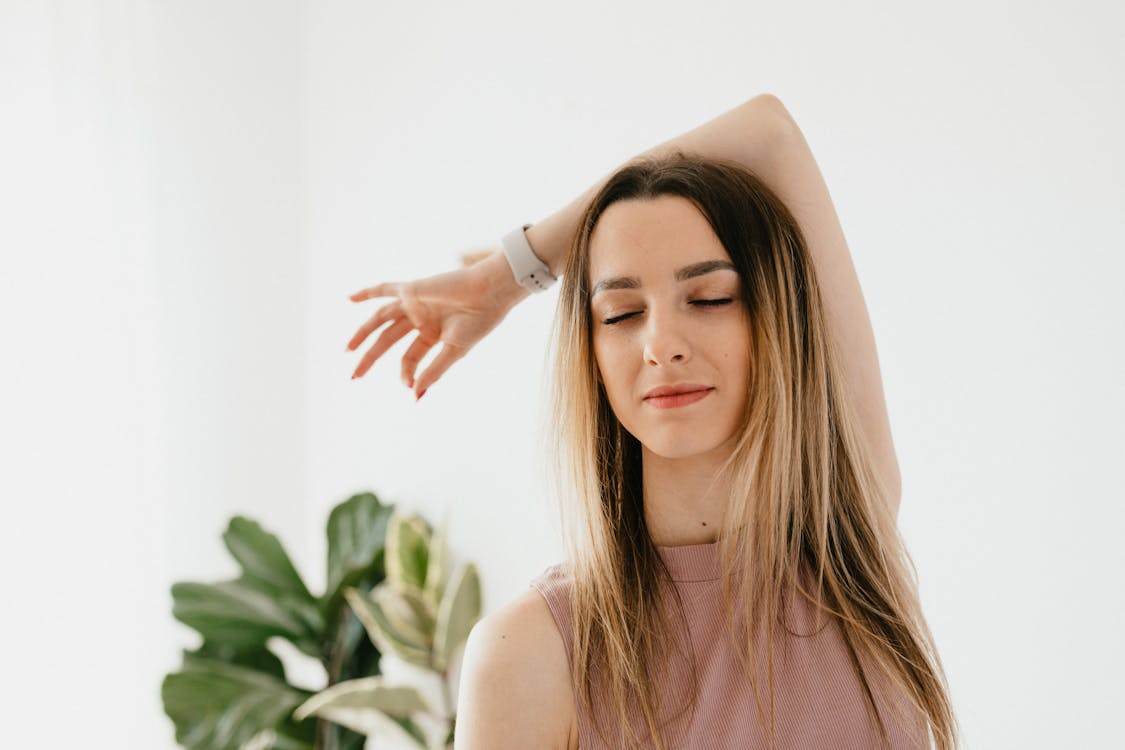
588;195;751;461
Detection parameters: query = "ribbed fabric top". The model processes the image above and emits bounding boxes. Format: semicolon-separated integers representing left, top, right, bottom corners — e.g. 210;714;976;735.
656;540;723;582
529;540;928;749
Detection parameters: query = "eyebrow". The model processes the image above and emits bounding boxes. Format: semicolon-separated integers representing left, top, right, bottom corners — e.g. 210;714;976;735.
590;260;738;297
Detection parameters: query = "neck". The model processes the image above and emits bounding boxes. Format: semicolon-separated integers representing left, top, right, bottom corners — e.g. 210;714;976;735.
641;443;734;546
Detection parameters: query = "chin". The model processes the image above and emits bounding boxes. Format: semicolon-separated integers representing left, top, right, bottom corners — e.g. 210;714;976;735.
639;435;725;460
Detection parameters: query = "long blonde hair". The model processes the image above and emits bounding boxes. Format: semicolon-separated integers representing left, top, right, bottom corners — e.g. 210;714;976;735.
545;151;959;749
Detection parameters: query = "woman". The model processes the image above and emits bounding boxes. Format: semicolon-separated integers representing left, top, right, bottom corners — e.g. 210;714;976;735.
347;94;958;749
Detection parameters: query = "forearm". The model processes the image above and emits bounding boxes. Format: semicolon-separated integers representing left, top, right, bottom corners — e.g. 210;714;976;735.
525;93;790;278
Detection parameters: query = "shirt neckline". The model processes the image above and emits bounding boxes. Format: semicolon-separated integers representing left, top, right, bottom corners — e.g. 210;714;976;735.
654;539;721;582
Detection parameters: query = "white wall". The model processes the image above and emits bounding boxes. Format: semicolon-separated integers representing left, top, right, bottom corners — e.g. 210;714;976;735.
1;1;308;747
1;1;1121;748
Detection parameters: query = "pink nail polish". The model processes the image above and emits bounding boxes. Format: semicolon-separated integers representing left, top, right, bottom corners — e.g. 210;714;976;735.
417;388;427;401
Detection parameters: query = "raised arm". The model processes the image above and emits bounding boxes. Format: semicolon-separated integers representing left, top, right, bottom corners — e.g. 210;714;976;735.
756;100;902;517
348;94;789;395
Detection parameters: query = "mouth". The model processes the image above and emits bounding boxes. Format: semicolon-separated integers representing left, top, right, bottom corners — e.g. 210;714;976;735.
643;387;715;410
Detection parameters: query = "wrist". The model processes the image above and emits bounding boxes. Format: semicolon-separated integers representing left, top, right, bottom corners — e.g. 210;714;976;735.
479;250;533;309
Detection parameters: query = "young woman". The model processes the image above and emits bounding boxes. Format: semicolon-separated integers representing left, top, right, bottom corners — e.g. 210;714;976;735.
347;94;958;749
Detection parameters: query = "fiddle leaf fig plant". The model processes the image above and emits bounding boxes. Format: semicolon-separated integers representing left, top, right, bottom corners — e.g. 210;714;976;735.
295;510;482;749
162;495;482;750
162;492;395;750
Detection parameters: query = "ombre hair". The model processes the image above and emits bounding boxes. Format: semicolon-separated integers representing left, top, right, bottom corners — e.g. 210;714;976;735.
544;151;959;749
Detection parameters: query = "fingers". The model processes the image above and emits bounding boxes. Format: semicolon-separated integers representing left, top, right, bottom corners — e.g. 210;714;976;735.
411;342;468;398
349;281;400;301
352;316;413;379
347;279;468;398
400;332;439;390
347;300;403;352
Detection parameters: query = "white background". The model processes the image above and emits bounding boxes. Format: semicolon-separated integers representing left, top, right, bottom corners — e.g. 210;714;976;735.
1;1;1122;747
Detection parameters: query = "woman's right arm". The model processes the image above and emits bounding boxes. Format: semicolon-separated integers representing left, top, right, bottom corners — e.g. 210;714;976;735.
348;93;787;396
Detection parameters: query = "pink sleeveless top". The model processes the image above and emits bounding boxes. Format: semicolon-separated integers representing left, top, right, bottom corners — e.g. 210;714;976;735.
529;540;929;749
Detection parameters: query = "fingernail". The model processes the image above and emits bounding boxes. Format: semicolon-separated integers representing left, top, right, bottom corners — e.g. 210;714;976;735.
416;388;427;401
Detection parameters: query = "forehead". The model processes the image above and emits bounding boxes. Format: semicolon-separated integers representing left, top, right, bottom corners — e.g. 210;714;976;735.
587;195;732;283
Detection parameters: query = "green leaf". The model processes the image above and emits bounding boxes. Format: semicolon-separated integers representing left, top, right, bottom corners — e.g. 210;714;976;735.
224;516;314;602
422;515;450;610
433;563;482;672
398;585;438;636
324;493;393;621
239;729;314;750
332;729;366;750
240;729;276;750
386;512;431;592
172;580;320;657
295;699;428;747
391;715;431;748
332;586;383;684
344;587;432;668
162;656;316;750
295;676;433;747
372;583;433;649
294;675;432;721
187;641;286;681
273;591;327;644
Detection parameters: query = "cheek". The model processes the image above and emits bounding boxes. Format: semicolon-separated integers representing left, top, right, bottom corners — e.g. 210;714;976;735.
593;340;612;379
593;338;631;402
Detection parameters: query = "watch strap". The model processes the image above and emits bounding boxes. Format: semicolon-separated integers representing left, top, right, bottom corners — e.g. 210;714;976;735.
500;223;557;292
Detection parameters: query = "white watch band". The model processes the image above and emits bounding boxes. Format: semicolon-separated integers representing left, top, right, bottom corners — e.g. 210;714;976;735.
500;223;557;292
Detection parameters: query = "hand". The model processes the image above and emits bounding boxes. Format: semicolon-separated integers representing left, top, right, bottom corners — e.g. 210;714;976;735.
346;250;531;399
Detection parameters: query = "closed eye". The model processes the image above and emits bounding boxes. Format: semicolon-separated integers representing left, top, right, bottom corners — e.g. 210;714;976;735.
601;298;734;325
602;311;638;325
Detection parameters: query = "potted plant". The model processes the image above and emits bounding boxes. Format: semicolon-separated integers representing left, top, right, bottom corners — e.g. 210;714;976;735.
162;492;480;750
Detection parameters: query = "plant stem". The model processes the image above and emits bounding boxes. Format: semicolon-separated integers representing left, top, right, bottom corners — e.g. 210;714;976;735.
315;716;329;750
441;668;454;722
314;606;353;750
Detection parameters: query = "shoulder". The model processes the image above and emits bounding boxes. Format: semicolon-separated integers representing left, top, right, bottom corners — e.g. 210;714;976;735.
453;584;578;750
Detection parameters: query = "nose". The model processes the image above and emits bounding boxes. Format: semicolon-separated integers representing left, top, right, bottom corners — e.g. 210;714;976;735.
642;308;692;366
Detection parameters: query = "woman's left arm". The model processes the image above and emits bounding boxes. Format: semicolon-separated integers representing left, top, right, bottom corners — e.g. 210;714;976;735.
752;98;902;518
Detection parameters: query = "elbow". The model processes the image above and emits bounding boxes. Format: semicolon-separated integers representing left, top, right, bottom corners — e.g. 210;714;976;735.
745;93;799;143
750;92;793;122
751;92;784;110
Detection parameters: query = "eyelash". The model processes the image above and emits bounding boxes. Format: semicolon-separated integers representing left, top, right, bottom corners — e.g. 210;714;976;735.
601;298;734;325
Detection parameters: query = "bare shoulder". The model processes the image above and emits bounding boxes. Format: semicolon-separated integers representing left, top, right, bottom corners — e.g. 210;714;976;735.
454;587;578;750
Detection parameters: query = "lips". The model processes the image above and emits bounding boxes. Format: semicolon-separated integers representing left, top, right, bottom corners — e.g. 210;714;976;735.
643;383;712;400
643;387;714;410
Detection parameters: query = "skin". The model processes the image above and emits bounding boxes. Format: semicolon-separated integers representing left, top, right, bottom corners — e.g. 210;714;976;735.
588;194;752;547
